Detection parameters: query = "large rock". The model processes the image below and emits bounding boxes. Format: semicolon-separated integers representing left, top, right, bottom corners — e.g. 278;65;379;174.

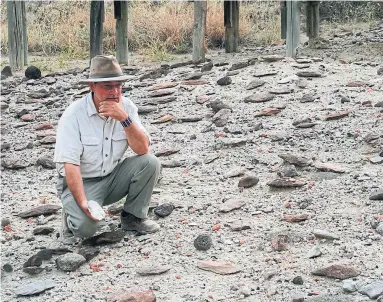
56;253;86;272
18;204;61;218
15;280;55;296
25;66;42;79
358;280;383;299
1;66;12;78
370;189;383;200
219;199;246;213
311;263;360;279
36;156;55;169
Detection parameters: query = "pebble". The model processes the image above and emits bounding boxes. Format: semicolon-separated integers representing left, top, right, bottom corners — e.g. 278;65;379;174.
56;253;86;272
307;245;322;258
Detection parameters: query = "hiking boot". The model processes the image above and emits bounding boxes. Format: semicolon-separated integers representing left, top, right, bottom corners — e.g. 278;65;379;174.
120;213;160;234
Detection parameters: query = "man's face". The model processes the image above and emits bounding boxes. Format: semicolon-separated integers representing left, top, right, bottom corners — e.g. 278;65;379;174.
90;81;123;103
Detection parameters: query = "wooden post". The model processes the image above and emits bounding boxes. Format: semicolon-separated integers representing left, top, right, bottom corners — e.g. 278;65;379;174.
7;1;28;70
306;1;320;48
115;0;129;64
224;0;239;53
192;0;207;62
286;0;300;58
280;1;287;39
90;0;104;60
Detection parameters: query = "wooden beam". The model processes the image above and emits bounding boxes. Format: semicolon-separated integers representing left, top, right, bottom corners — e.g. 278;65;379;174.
224;0;239;53
192;0;207;62
115;0;129;64
7;1;27;70
306;1;320;48
90;0;104;60
286;0;300;58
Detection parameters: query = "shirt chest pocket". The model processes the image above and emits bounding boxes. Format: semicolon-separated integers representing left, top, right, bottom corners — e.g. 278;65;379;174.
81;136;100;164
112;131;128;162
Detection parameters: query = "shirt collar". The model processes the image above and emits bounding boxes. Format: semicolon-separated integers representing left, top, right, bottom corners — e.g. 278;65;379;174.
86;93;98;117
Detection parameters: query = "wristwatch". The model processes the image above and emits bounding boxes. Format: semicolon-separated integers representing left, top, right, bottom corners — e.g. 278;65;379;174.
120;117;133;128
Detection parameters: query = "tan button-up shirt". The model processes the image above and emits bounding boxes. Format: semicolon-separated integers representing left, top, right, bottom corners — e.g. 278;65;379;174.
54;93;150;178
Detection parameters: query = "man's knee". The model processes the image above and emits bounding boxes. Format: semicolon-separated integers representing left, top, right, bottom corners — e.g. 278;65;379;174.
142;154;161;174
68;216;98;238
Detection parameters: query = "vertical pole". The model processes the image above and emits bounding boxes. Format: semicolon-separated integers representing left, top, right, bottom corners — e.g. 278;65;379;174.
224;0;239;53
193;0;207;62
21;1;28;65
286;0;300;58
90;0;104;60
7;1;27;70
306;1;320;48
115;0;129;64
281;1;287;39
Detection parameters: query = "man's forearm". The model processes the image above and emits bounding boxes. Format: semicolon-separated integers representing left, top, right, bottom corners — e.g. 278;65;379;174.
64;163;87;205
123;122;149;155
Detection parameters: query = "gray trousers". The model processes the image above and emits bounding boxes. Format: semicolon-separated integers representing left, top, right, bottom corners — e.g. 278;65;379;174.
58;154;161;238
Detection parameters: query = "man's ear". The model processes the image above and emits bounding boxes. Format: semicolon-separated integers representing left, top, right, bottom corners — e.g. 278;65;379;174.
89;83;95;92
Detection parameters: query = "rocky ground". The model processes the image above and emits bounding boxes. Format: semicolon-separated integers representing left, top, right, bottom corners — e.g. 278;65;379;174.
1;22;383;302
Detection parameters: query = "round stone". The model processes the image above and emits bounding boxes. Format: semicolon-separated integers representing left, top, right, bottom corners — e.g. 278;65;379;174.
2;263;13;272
154;203;174;217
25;66;41;80
194;234;212;251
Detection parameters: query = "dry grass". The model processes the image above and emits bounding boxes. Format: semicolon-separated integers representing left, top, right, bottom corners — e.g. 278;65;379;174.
0;1;281;62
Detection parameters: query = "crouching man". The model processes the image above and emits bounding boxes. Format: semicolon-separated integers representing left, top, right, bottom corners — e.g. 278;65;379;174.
54;55;161;243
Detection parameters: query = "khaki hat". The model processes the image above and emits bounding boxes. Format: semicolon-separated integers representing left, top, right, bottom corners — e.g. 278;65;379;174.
80;55;131;83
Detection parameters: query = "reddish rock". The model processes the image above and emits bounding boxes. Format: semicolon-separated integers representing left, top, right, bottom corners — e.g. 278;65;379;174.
147;82;178;91
34;123;54;131
254;108;281;117
147;88;176;98
311;264;360;280
314;162;345;173
281;213;310;223
267;178;307;188
197;260;241;275
196;95;210;104
346;81;366;87
108;290;156;302
151;115;174;124
270;234;289;251
324;111;349;121
21;114;36;122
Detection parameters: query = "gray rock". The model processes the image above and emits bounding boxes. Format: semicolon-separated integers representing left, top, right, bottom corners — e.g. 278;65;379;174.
278;153;311;167
77;246;100;262
2;263;13;272
194;234;212;251
307;245;322;258
292;295;305;302
313;229;340;240
1;158;30;170
300;93;318;103
15;280;55;296
18;204;61;218
23;255;43;268
219;199;246;213
376;223;383;236
311;263;360;279
358;280;383;299
212;108;231;127
370;189;383;200
206;100;232;113
56;253;86;272
229;61;248;71
1;66;12;78
239;286;251;297
278;165;299;178
201;61;213;72
370;156;383;164
296;70;322;77
136;265;172;276
342;279;357;292
154;203;174;217
244;93;274;103
292;276;304;285
23;266;44;275
33;226;55;235
217;76;232;86
238;176;259;188
1;218;10;227
25;66;41;80
306;295;350;302
246;79;265;90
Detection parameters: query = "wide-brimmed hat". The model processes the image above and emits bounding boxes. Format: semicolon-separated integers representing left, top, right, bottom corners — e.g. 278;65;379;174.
80;55;131;83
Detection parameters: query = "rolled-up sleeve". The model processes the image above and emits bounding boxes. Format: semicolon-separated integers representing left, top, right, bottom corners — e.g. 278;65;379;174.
54;116;82;165
126;101;151;144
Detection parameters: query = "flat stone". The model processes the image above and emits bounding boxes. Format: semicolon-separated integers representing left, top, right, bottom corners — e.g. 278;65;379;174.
137;265;172;276
370;156;383;164
254;108;280;117
311;264;360;280
267;178;307;188
278;165;299;178
148;88;176;98
77;246;100;262
81;230;125;246
300;93;318;103
282;213;310;222
33;226;55;235
147;82;178;91
15;280;55;296
314;162;345;173
151;114;174;124
108;290;156;302
323;111;349;121
154;148;180;157
296;70;322;77
56;253;86;272
244;93;274;103
215;138;248;149
194;234;213;251
196;95;210;104
23;266;44;275
262;55;284;62
346;80;366;87
21;114;36;122
36;130;56;138
227;220;251;231
246;79;265;90
358;280;383;299
238;176;259;188
224;168;248;178
295;122;317;128
1;158;30;170
219;199;246;213
203;153;220;164
342;279;357;293
144;96;176;105
254;71;278;77
269;87;294;94
207;100;232;113
213;108;231;127
177;116;203;123
313;229;340;240
229;61;248;71
34;122;54;131
18;204;61;218
369;189;383;200
24;255;43;268
40;136;56;144
181;79;209;85
197;260;241;275
278;153;311;166
307;245;322;258
137;106;157;114
161;160;183;168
